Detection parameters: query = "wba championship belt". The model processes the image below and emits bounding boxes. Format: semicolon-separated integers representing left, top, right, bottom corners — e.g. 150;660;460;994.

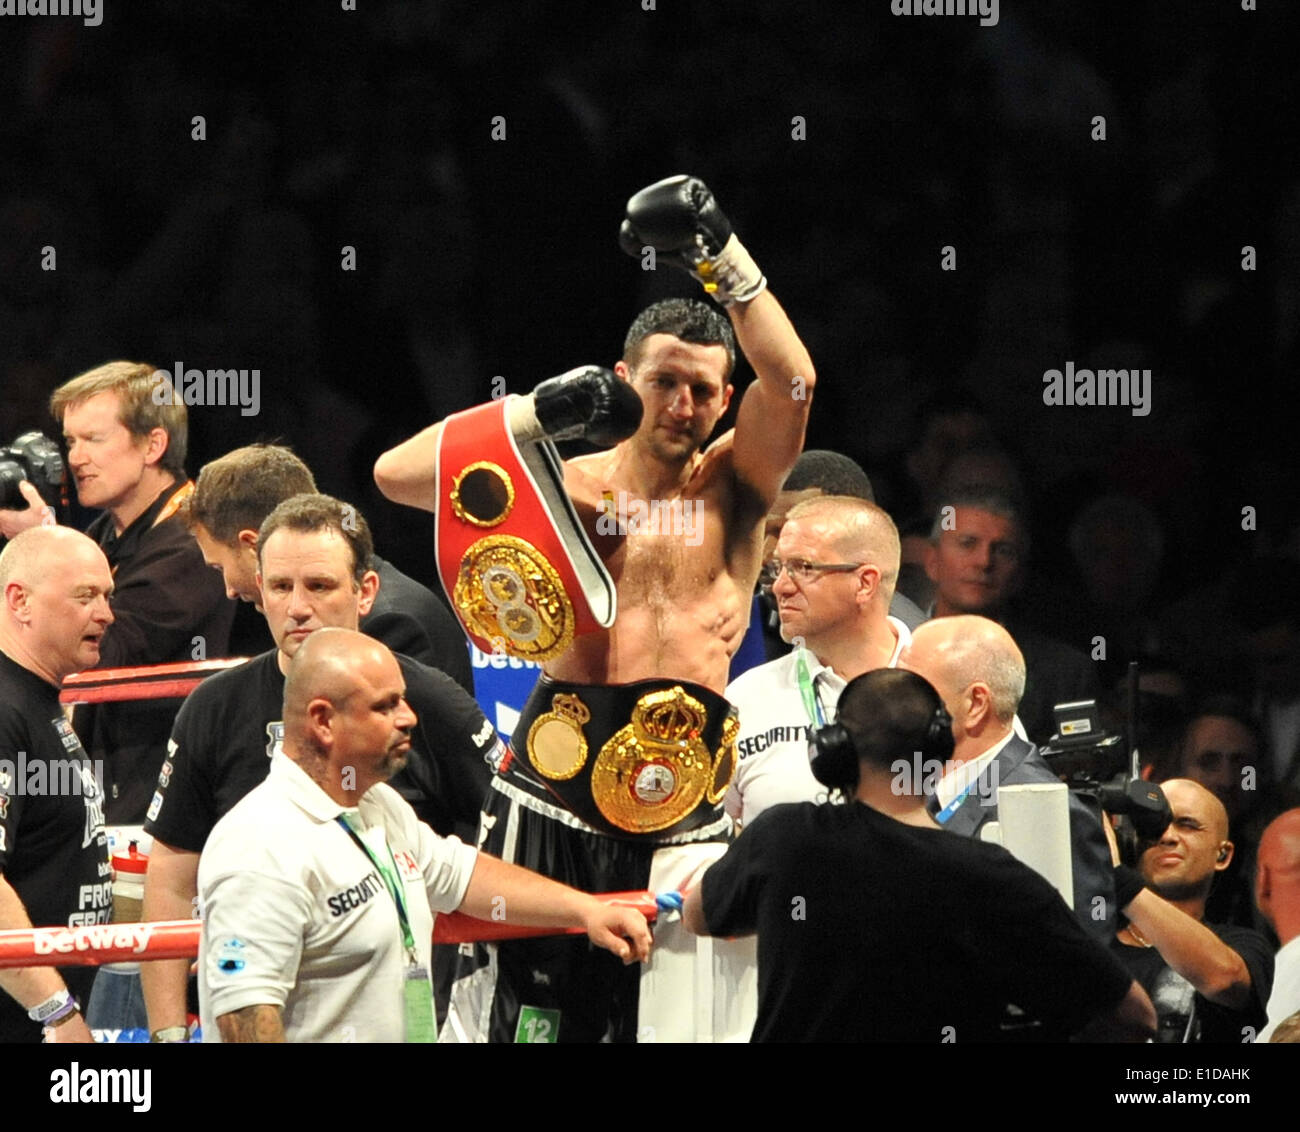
435;398;616;662
501;676;739;841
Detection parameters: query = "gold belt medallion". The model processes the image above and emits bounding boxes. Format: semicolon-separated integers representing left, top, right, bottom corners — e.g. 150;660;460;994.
526;694;591;781
454;535;575;661
591;686;713;834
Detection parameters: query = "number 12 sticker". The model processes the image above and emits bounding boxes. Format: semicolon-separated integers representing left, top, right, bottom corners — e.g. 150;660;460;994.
515;1005;560;1044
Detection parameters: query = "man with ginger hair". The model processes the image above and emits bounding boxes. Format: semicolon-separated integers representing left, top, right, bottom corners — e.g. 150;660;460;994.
899;614;1117;944
0;361;234;822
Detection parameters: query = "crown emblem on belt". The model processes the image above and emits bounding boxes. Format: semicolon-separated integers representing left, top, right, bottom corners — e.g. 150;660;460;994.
634;687;705;745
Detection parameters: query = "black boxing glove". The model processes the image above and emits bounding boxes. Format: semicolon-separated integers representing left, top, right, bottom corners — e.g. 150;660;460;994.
508;366;643;448
619;175;767;306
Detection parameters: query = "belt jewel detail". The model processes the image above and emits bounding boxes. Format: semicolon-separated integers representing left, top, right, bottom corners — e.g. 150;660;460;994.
526;694;591;781
453;535;576;661
591;687;712;834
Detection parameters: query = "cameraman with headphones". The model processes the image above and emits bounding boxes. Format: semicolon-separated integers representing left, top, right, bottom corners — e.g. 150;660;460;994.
683;668;1155;1042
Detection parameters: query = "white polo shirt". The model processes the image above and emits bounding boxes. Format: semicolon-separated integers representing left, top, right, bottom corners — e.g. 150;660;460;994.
1259;936;1300;1043
724;618;910;827
198;752;478;1043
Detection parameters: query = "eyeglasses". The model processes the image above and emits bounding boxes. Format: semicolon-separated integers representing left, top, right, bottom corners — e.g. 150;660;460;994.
759;558;865;590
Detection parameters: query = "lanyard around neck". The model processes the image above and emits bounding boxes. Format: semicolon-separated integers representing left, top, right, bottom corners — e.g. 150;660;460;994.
335;815;416;956
795;649;828;728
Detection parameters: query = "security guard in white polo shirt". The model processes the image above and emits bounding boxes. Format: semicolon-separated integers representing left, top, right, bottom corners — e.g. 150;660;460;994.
198;629;652;1043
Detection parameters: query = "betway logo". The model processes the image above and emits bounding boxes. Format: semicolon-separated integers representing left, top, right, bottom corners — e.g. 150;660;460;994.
32;923;154;956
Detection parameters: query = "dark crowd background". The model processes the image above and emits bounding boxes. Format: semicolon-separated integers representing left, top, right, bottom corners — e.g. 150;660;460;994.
2;2;1299;850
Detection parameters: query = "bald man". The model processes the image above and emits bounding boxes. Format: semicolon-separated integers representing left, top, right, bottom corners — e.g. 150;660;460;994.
1111;779;1272;1042
197;629;652;1043
0;527;114;1043
1256;808;1300;1041
726;495;911;826
899;615;1117;944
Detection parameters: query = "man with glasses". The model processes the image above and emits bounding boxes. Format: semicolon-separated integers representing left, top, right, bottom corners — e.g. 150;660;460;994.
725;495;909;827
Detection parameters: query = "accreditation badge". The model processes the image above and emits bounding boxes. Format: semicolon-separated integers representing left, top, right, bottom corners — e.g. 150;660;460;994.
403;961;437;1044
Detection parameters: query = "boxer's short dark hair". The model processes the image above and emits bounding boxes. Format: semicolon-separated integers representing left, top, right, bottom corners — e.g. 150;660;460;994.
623;298;736;379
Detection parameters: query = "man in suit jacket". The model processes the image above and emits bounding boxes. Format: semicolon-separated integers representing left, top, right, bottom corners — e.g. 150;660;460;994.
900;614;1118;945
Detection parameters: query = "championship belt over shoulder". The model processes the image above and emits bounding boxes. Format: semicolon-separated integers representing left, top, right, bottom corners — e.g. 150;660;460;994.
502;675;740;841
434;398;616;662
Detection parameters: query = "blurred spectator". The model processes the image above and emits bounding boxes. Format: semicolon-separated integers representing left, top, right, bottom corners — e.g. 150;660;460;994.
920;487;1099;746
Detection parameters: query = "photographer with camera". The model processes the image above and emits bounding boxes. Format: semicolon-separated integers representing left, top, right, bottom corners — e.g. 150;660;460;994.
898;614;1118;944
0;433;65;529
0;362;234;823
683;668;1155;1042
1110;778;1273;1043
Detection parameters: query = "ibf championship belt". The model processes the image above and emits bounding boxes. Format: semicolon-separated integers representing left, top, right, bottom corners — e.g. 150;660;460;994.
434;398;616;662
500;675;739;841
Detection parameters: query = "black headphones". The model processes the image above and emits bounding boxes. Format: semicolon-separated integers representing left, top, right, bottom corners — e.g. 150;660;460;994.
808;700;954;792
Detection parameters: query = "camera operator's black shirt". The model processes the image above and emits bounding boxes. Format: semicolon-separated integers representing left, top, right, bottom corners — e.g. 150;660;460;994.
701;800;1133;1042
73;480;235;823
0;651;112;1043
1112;923;1273;1043
144;648;498;853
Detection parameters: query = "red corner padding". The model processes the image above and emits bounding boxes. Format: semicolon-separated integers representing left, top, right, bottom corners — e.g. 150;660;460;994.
60;658;249;705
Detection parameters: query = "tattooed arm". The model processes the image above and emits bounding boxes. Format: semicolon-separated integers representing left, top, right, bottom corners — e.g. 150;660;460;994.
217;1003;285;1043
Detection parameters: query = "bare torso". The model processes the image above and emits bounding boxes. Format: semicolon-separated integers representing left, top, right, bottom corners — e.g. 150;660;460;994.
546;435;766;694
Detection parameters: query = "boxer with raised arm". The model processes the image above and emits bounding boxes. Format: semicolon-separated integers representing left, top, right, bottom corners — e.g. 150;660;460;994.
375;176;815;1042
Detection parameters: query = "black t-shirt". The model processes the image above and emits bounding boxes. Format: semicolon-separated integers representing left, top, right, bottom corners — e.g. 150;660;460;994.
1111;923;1274;1043
0;651;113;1043
73;482;236;823
143;648;498;852
701;801;1134;1042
